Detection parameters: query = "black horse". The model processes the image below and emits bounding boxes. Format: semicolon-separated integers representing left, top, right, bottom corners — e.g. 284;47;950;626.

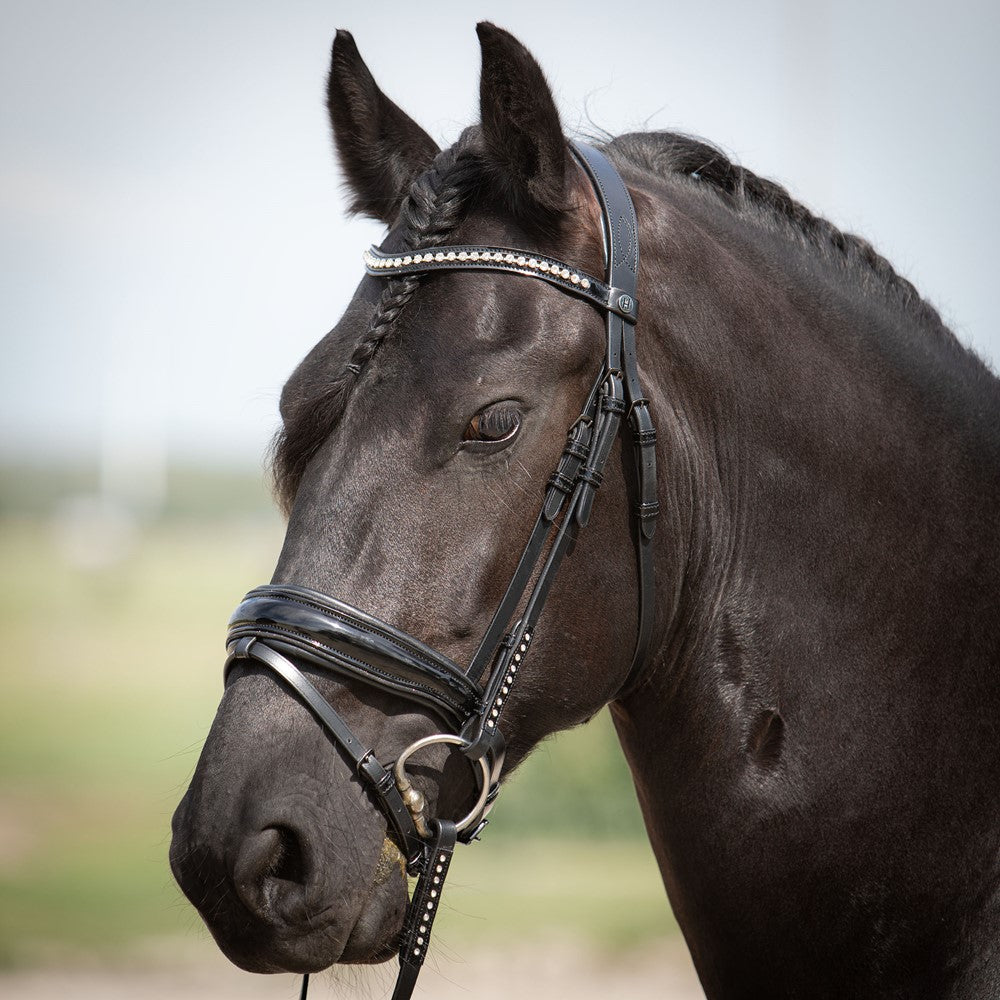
171;23;1000;999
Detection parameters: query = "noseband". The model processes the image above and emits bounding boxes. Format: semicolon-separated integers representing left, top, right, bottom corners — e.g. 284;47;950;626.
224;142;657;1000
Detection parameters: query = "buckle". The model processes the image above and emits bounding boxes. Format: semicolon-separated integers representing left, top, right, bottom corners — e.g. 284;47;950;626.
459;818;490;844
357;750;395;794
628;398;651;421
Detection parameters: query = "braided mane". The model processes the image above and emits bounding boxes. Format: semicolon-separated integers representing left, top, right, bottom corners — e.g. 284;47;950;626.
605;132;950;333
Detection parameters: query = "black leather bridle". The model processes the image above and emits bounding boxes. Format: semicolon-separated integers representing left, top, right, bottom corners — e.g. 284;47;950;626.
224;141;657;1000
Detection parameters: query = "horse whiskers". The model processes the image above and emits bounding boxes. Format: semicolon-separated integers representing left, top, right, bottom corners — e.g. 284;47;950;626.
484;481;516;516
511;458;535;496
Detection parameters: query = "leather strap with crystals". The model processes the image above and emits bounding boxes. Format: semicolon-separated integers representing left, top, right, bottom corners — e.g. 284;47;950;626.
363;245;638;322
297;820;457;1000
390;819;458;1000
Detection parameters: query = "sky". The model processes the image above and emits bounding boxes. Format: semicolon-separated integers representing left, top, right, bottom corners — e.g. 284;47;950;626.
2;0;997;491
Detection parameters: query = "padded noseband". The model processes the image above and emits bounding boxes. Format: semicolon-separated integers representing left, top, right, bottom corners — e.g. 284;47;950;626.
228;585;481;730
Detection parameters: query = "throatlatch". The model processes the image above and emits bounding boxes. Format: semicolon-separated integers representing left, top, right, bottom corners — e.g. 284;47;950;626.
224;141;656;1000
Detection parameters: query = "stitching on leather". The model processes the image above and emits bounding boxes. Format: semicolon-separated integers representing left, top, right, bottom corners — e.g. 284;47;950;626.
247;589;475;693
578;148;638;276
258;591;445;669
233;614;463;701
232;623;479;717
232;621;479;712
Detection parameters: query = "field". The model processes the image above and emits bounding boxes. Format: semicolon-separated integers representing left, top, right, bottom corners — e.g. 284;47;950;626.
0;493;694;995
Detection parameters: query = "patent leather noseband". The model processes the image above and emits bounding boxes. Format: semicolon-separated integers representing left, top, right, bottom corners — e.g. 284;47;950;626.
223;141;657;1000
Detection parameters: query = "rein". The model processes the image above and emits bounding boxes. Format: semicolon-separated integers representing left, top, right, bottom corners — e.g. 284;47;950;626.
223;141;657;999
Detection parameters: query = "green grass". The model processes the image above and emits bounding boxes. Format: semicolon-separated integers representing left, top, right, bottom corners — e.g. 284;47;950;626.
435;839;673;952
0;514;675;967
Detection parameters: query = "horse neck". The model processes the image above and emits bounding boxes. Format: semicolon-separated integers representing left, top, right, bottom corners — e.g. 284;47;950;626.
611;176;1000;991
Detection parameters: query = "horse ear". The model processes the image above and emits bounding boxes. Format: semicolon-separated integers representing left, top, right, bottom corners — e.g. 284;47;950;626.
476;22;567;227
326;30;440;225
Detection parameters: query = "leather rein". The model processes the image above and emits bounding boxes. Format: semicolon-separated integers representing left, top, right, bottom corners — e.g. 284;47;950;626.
223;141;657;1000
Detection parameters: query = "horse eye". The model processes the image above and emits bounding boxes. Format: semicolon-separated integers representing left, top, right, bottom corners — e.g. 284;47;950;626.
463;402;522;444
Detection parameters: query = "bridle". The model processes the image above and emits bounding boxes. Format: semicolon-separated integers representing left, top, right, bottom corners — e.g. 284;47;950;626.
223;141;657;1000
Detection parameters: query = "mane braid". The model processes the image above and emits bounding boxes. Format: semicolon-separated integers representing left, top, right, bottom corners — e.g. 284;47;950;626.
272;137;481;511
605;132;949;334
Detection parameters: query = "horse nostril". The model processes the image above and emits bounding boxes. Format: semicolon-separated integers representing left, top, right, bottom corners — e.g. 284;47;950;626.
235;825;308;920
267;825;306;885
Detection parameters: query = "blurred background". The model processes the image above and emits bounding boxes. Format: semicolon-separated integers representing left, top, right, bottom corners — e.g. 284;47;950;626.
2;1;997;997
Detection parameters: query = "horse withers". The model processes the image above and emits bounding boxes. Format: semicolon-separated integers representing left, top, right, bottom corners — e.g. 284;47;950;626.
170;23;1000;999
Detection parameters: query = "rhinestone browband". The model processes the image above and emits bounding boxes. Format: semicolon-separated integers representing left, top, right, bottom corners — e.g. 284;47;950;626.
363;245;639;322
364;246;593;287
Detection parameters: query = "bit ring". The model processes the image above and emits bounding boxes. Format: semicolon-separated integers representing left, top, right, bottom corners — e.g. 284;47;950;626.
393;733;492;835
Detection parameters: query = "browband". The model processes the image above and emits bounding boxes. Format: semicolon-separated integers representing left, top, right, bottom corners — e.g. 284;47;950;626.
362;245;639;321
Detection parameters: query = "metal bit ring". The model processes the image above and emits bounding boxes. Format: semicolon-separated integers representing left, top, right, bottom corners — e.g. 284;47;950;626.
393;734;492;836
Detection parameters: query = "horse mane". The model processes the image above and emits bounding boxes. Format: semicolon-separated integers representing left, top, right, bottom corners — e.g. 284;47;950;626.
604;131;952;335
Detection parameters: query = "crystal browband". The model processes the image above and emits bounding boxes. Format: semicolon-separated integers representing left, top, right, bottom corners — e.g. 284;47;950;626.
363;245;639;322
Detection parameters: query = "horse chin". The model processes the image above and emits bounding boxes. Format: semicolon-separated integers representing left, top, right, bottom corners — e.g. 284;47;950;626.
339;838;410;965
190;837;410;975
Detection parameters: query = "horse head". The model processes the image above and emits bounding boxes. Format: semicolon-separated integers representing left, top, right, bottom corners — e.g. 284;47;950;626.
170;23;657;978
